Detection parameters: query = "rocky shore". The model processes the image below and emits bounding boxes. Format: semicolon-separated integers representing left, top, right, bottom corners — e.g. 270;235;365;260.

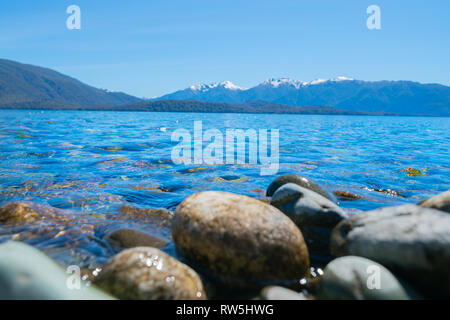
0;174;449;300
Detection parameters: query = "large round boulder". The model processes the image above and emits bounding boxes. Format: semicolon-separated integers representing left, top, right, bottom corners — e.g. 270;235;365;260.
172;191;310;289
266;174;336;203
95;247;205;300
330;204;450;298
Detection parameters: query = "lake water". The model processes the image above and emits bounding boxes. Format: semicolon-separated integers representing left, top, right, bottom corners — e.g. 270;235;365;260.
0;110;449;268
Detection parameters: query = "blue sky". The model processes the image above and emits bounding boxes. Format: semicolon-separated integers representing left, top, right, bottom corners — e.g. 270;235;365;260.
1;0;449;98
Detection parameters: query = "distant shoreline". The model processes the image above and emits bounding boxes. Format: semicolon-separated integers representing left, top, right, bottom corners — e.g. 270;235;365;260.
0;97;446;118
0;99;404;117
0;107;447;118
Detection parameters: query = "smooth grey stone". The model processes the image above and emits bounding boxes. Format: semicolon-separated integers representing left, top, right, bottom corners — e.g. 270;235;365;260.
0;241;114;300
260;286;309;300
271;183;348;263
271;183;347;228
266;174;336;203
331;204;450;298
317;256;416;300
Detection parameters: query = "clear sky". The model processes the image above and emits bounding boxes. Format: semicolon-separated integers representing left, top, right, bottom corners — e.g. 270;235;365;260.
1;0;449;98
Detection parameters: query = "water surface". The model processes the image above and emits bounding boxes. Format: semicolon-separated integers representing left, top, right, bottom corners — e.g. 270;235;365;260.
0;110;449;267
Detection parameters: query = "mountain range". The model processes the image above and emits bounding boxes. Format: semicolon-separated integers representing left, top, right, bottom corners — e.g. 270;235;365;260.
156;78;450;116
0;59;449;116
0;59;140;108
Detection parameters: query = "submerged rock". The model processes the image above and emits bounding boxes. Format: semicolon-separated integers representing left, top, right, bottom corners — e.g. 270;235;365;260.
369;187;405;198
317;256;416;300
333;190;364;201
212;175;247;183
266;174;336;203
330;204;450;298
401;168;425;176
418;190;450;213
0;241;113;300
0;201;70;224
271;183;347;262
177;166;210;174
172;191;310;289
95;247;205;300
104;228;169;251
115;205;173;228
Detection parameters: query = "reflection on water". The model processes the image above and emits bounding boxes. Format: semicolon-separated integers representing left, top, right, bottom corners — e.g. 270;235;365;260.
0;110;449;268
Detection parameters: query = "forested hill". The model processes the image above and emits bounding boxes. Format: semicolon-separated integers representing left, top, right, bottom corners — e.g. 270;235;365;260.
0;59;140;108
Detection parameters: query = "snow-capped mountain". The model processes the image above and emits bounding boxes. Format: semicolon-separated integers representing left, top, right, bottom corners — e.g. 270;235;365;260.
156;80;246;103
259;76;354;89
259;78;306;89
154;77;450;116
189;80;245;92
157;77;355;102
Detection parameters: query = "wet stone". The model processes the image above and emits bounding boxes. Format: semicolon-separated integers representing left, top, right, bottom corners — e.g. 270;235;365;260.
94;247;206;300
